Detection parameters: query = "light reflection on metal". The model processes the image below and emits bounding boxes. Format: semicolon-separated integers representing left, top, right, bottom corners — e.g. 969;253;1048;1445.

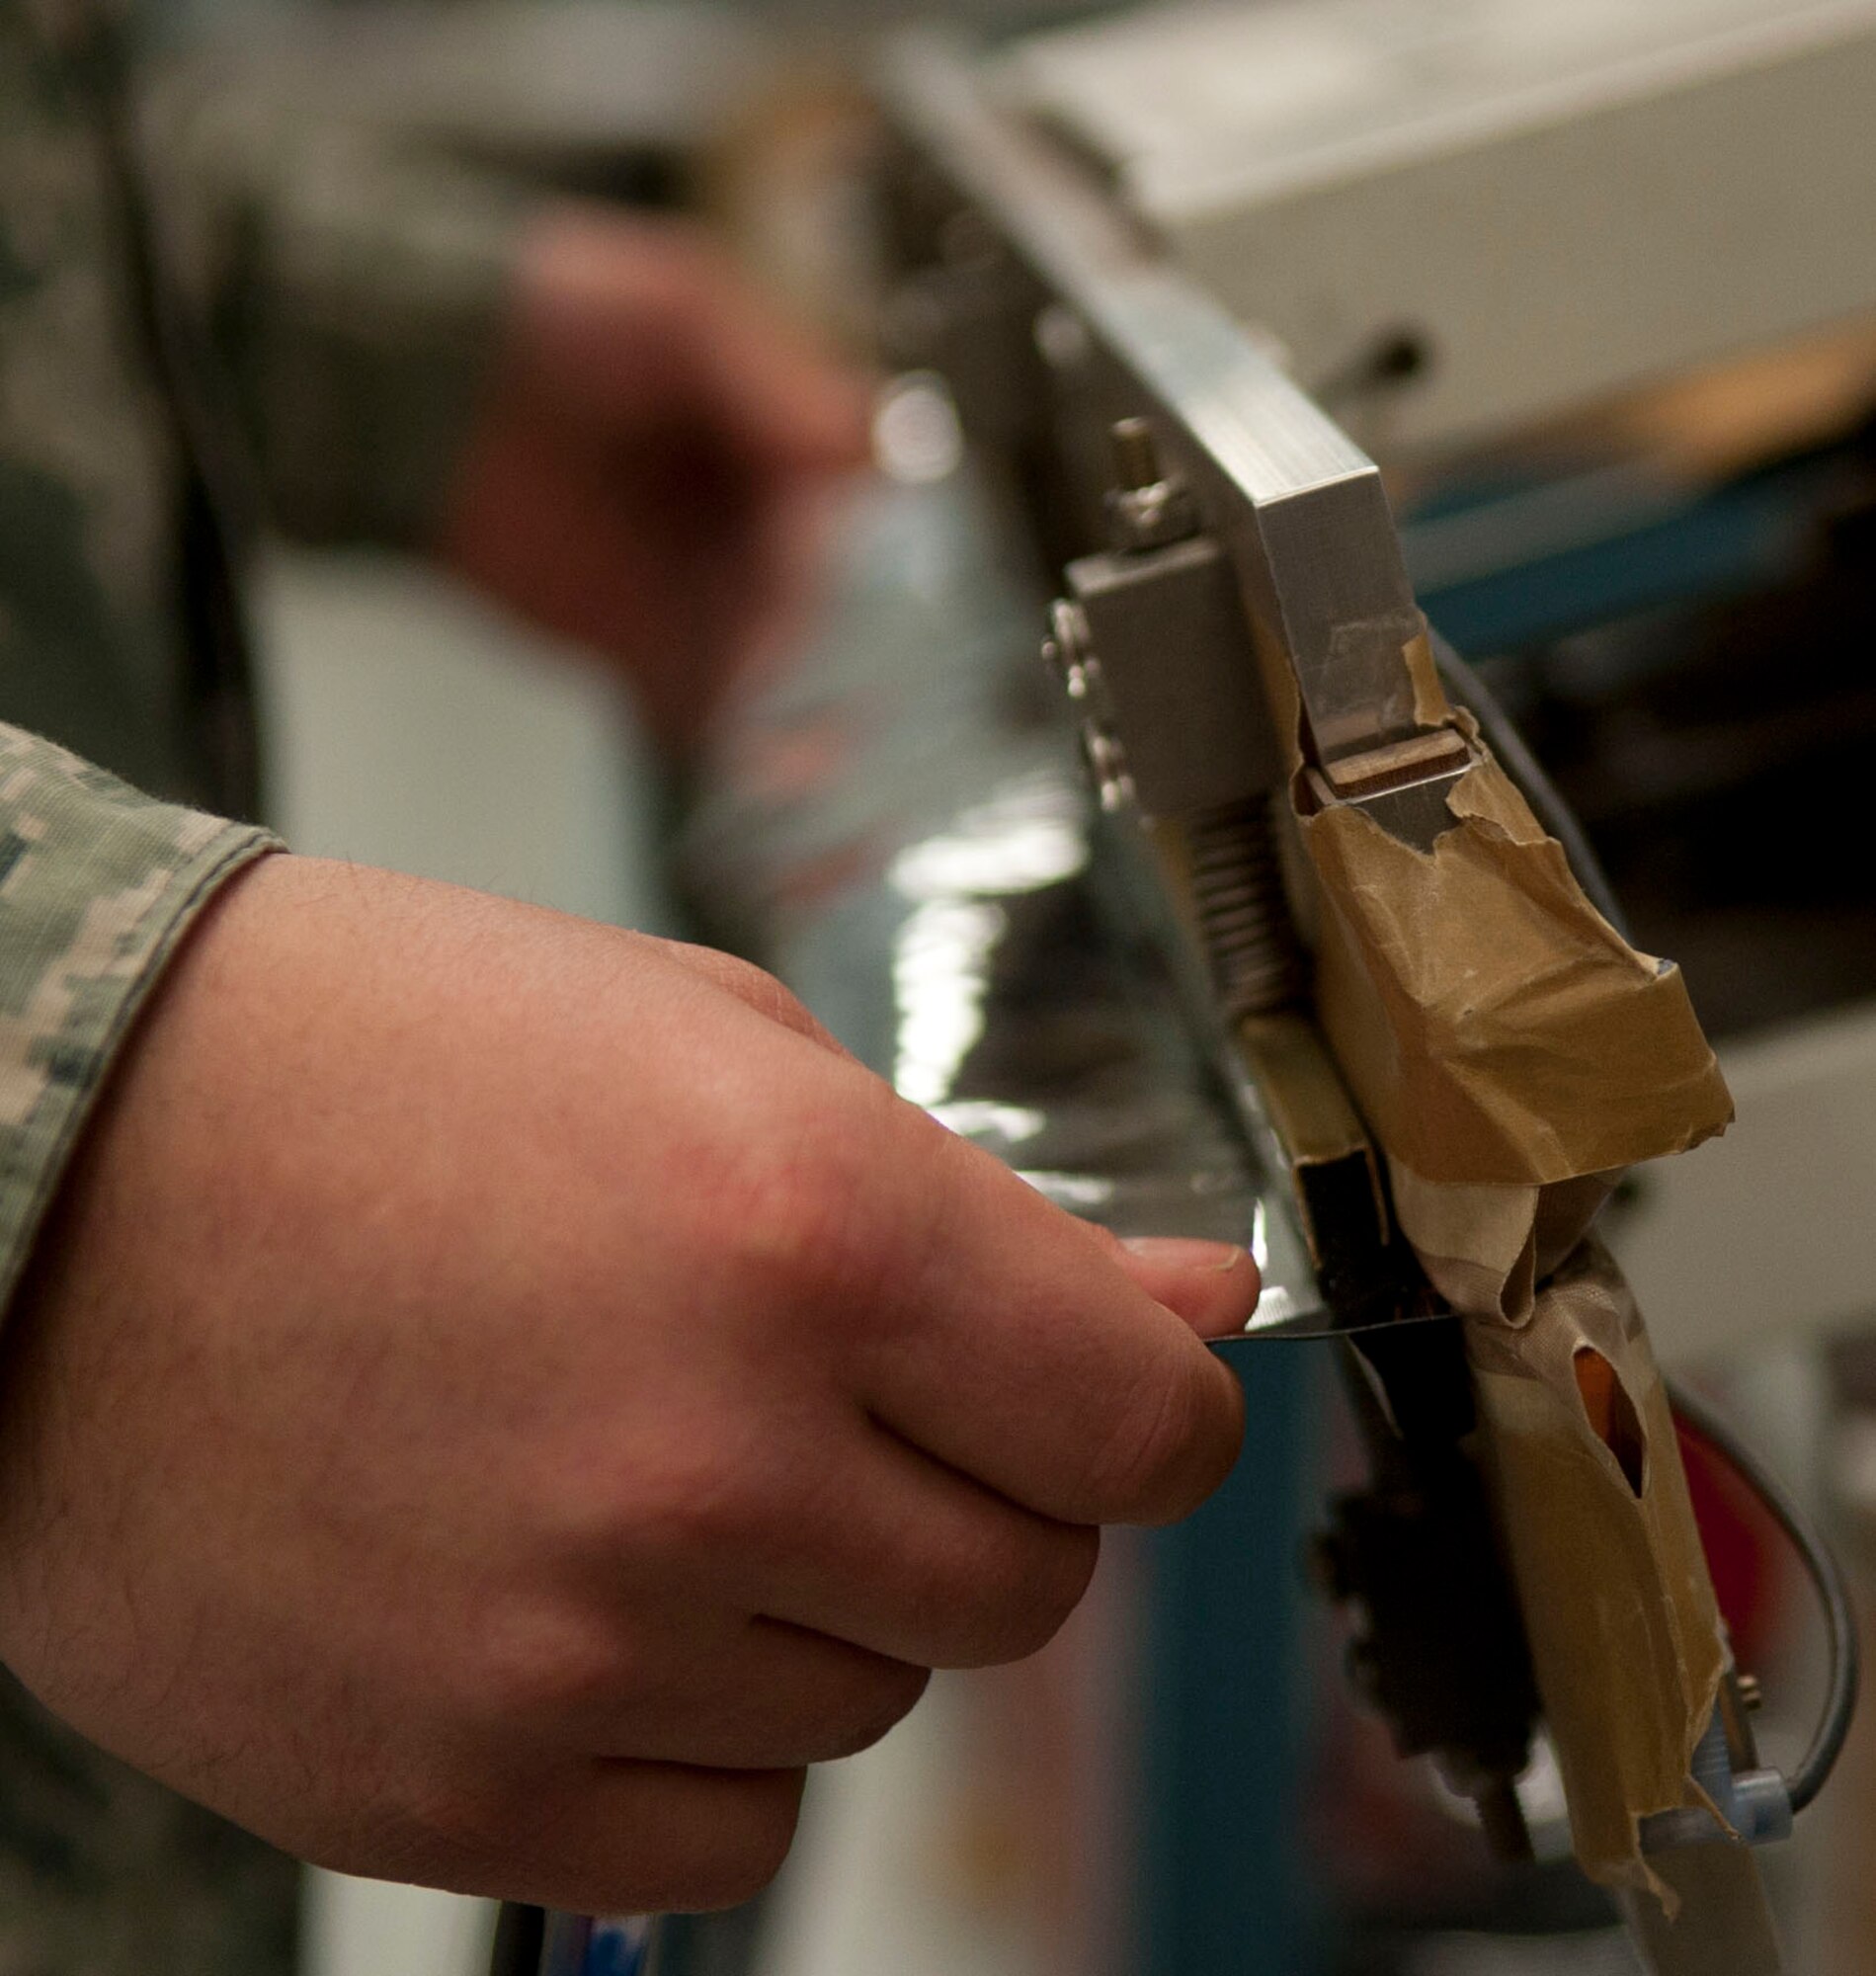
888;770;1088;900
1248;1287;1303;1329
872;370;967;485
1017;1170;1120;1210
889;772;1090;1109
681;471;1332;1339
891;898;1006;1108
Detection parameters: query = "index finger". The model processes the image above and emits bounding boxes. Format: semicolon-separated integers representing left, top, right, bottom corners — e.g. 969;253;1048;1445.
850;1125;1249;1527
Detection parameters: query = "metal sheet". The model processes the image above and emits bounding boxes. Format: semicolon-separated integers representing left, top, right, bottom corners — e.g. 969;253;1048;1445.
681;465;1331;1335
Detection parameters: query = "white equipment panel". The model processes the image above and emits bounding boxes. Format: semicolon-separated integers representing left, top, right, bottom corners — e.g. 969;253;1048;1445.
1003;0;1876;455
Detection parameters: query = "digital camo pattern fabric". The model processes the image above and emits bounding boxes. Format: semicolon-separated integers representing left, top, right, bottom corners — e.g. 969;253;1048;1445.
0;0;521;801
0;1667;300;1976
0;722;291;1973
0;0;202;804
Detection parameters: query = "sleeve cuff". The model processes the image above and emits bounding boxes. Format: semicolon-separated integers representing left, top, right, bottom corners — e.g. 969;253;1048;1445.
0;726;282;1315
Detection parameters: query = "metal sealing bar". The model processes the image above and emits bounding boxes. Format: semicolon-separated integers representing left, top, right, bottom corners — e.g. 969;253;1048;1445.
878;35;1430;770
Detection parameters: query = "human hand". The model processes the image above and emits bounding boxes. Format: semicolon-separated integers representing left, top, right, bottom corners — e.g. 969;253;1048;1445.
436;209;871;757
0;856;1253;1913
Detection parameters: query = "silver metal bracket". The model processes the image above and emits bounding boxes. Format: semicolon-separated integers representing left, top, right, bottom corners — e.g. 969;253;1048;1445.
1050;535;1285;821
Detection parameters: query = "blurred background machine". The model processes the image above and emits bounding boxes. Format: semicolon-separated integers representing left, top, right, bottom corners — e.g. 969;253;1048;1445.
1005;0;1876;453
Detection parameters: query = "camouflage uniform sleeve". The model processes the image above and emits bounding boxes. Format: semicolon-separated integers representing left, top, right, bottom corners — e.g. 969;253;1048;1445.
152;71;534;549
0;722;279;1315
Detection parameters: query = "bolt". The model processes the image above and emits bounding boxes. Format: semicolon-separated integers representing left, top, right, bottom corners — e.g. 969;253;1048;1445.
1110;416;1163;492
1044;598;1115;713
1102;416;1197;553
1738;1673;1764;1712
1043;598;1091;680
1082;725;1135;812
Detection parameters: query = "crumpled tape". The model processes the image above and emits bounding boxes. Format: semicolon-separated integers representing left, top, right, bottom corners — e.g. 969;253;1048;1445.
1281;649;1739;1915
1389;1164;1619;1326
1465;1246;1727;1908
1299;755;1732;1193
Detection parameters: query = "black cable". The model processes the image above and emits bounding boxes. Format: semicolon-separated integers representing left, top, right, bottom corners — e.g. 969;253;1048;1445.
1667;1377;1860;1815
1428;634;1634;946
489;1903;545;1976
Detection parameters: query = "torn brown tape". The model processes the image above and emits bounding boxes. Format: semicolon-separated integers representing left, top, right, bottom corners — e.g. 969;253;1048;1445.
1389;1166;1621;1326
1274;634;1743;1923
1401;630;1448;729
1466;1245;1726;1907
1299;754;1731;1191
1621;1839;1784;1975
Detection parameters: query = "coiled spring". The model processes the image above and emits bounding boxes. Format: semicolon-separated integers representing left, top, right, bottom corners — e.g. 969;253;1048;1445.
1186;796;1308;1019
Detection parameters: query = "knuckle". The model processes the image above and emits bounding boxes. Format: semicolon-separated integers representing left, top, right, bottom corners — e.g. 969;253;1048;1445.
674;945;821;1036
725;1151;850;1300
616;1431;776;1564
740;968;818;1038
718;1103;896;1313
473;1605;628;1726
922;1523;1099;1668
542;1406;781;1572
1086;1366;1211;1523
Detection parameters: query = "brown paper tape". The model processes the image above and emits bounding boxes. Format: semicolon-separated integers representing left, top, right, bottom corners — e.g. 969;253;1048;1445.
1299;756;1732;1191
1390;1165;1620;1326
1401;630;1449;729
1276;635;1741;1921
1466;1247;1725;1907
1622;1839;1783;1973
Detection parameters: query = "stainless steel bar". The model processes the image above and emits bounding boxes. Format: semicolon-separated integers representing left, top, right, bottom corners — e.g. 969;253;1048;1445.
879;35;1428;769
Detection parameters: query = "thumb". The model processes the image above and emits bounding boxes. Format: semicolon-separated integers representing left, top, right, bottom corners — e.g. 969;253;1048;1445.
1112;1236;1260;1340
